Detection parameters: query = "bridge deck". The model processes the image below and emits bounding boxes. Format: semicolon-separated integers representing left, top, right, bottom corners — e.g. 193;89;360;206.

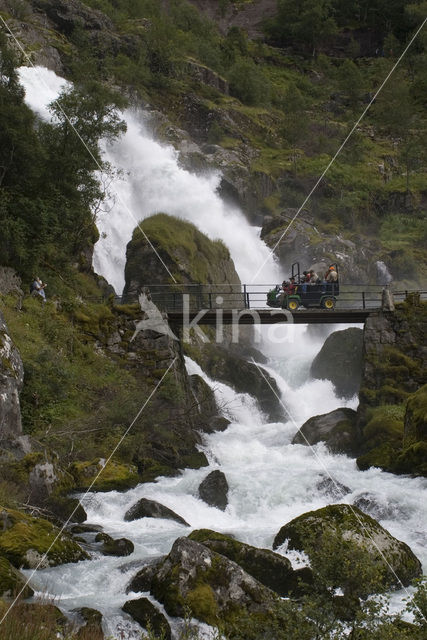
167;308;373;325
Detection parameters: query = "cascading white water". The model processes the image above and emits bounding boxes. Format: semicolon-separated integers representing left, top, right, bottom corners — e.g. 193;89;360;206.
17;66;281;292
18;65;427;638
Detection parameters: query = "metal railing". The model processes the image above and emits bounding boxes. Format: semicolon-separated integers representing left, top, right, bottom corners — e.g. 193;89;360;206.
129;284;427;313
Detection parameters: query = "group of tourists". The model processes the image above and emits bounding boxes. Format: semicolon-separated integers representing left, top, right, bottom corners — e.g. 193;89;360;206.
279;265;338;299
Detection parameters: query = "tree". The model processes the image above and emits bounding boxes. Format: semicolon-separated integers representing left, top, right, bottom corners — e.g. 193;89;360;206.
266;0;338;55
228;58;271;106
337;59;367;110
281;83;309;174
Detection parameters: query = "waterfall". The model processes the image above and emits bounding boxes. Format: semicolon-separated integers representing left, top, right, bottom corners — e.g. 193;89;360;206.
17;66;281;293
17;65;426;637
376;260;393;285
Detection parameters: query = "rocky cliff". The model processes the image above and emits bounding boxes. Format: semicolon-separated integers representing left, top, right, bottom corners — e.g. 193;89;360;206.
0;311;30;458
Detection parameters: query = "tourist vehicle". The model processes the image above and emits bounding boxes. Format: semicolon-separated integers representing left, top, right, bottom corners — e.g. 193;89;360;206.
267;262;340;310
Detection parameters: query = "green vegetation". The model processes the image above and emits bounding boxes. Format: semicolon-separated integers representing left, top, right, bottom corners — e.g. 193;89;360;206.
0;31;126;281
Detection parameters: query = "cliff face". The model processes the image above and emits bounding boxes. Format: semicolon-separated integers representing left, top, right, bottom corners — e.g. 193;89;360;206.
0;311;28;456
356;299;427;476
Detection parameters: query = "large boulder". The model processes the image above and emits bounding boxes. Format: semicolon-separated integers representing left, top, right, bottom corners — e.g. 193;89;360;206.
273;504;422;590
188;529;312;597
292;407;360;455
0;508;88;568
145;537;278;626
122;598;171;640
310;328;363;398
198;470;229;510
122;213;241;301
124;498;189;526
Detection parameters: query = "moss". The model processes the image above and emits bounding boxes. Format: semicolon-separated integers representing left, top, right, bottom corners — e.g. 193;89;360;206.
363;404;404;449
127;213;237;285
112;303;141;317
185;584;218;625
0;556;34;598
180;452;209;469
71;459;139;492
357;442;400;472
0;509;88;568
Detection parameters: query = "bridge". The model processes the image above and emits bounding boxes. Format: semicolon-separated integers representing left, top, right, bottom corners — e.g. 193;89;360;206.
140;284;425;326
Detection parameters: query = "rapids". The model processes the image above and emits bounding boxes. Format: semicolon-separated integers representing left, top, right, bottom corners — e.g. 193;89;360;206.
17;65;427;638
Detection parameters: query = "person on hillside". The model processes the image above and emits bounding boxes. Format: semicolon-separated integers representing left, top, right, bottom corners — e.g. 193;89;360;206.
30;277;47;303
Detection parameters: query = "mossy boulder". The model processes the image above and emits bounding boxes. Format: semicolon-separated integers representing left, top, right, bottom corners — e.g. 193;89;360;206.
145;537;277;626
292;407;359;455
188;529;312;597
0;555;34;598
122;598;171;640
0;508;88;568
124;498;189;526
70;459;139;492
72;607;104;640
198;470;229;511
273;504;422;590
310;328;363;398
356;404;404;472
122;213;240;300
94;532;134;557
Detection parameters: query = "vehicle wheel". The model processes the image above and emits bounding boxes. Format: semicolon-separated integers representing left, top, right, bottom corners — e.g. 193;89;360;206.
287;299;299;311
322;297;335;310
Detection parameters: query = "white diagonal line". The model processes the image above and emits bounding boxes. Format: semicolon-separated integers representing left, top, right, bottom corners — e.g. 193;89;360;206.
0;16;177;285
251;16;427;283
251;358;427;622
0;359;177;626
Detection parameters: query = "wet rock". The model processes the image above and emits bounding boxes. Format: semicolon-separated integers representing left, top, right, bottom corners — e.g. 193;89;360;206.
0;556;34;598
188;529;312;597
70;523;103;535
126;558;163;593
353;492;406;521
192;343;283;421
148;537;277;625
72;607;104;640
310;328;363;398
122;598;171;640
198;470;229;510
273;504;422;590
95;533;134;557
189;374;230;434
292;408;359;455
316;475;351;500
124;498;189;526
